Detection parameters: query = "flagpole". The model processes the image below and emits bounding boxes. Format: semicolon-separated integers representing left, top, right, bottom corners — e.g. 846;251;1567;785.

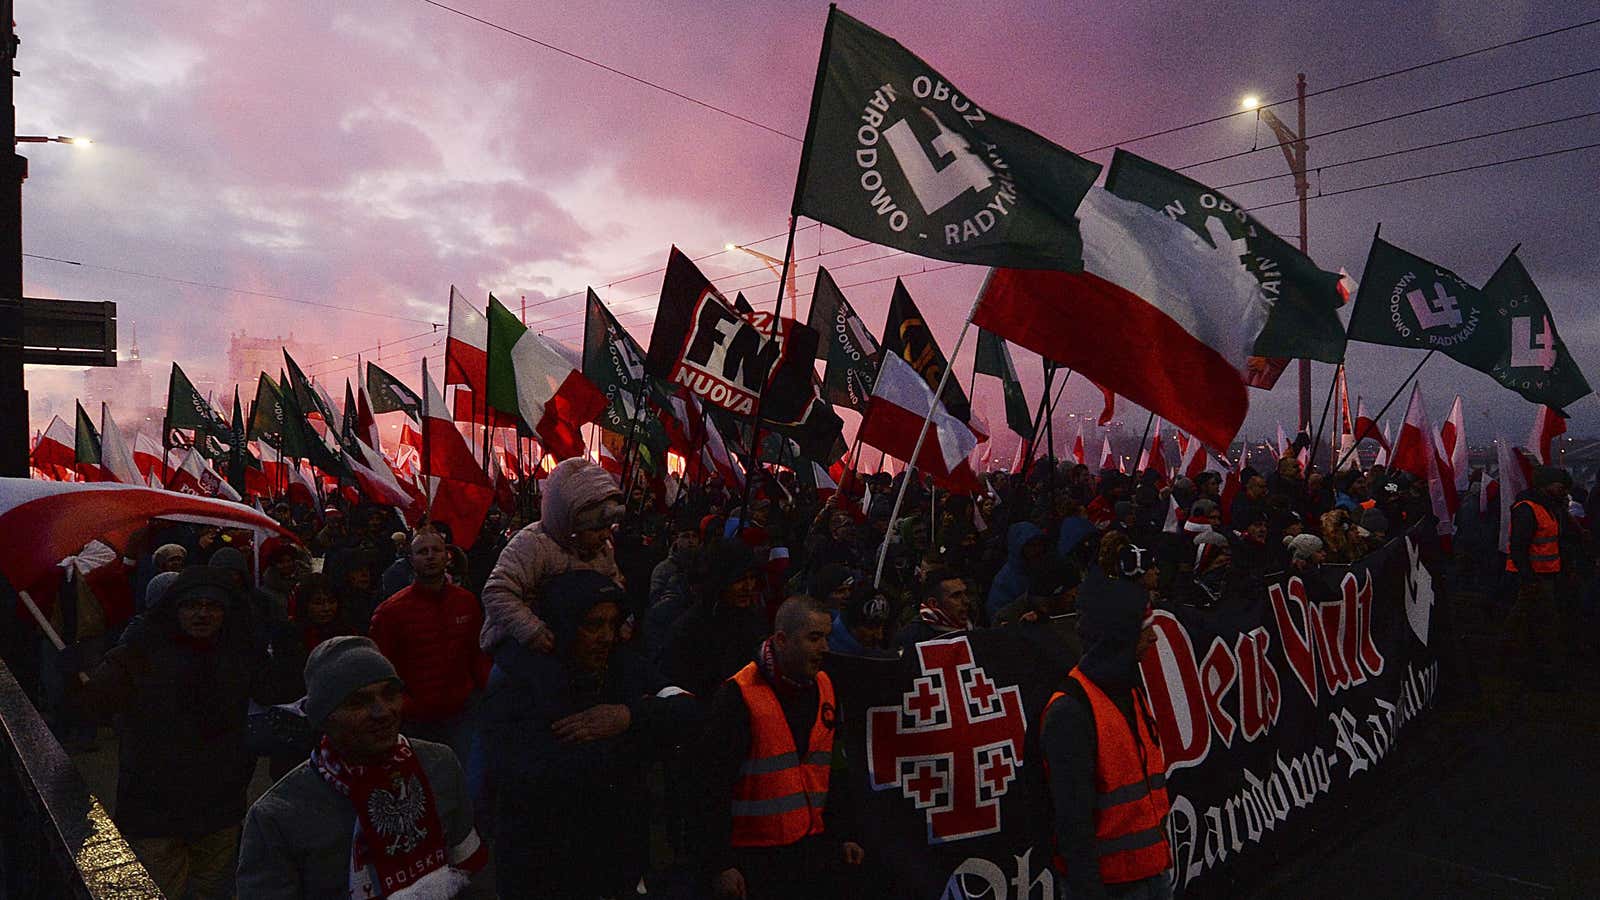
1135;410;1156;471
617;377;652;501
1306;364;1340;475
1015;364;1060;484
1333;350;1435;473
872;273;989;588
1307;248;1364;475
735;215;799;532
1043;362;1058;471
737;4;839;530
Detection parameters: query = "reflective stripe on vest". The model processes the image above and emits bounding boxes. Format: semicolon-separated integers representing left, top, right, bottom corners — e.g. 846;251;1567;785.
729;662;834;848
1061;668;1172;885
1505;500;1561;574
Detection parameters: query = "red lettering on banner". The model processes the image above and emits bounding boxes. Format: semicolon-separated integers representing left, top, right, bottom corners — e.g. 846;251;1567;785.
1140;610;1210;770
1348;570;1386;676
1267;579;1319;705
1312;599;1353;694
1198;637;1238;749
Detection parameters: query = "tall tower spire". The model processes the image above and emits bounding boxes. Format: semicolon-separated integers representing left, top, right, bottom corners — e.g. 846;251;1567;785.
129;321;141;362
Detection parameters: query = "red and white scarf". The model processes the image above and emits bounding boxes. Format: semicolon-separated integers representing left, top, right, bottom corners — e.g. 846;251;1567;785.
918;602;969;633
311;735;486;899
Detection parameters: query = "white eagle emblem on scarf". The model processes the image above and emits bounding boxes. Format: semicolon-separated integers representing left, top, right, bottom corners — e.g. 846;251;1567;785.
366;774;430;856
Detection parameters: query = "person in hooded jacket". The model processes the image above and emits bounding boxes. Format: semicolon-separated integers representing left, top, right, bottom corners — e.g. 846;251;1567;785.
264;574;361;779
73;566;277;900
987;521;1050;623
659;539;772;700
480;457;624;654
1041;551;1171;900
650;513;703;608
827;583;895;658
480;569;701;898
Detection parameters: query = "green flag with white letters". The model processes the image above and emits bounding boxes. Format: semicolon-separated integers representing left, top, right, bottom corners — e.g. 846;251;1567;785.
792;7;1099;271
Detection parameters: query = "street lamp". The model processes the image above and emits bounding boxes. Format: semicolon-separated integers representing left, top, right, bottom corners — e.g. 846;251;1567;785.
1243;76;1312;432
16;135;92;148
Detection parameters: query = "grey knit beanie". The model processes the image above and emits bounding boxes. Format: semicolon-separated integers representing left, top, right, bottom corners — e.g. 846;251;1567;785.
303;636;401;728
144;570;181;610
208;546;248;574
1286;533;1325;562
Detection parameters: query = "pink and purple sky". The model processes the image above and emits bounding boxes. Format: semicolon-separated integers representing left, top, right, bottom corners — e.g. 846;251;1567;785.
17;0;1600;451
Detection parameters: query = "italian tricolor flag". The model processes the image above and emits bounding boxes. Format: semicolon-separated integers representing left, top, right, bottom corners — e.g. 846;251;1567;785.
485;296;607;462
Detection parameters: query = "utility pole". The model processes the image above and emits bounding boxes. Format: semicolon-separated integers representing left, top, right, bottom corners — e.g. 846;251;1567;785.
1256;74;1312;432
1;4;28;476
1295;73;1311;434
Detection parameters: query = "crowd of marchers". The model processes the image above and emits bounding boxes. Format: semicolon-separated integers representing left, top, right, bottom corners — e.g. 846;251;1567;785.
2;447;1592;900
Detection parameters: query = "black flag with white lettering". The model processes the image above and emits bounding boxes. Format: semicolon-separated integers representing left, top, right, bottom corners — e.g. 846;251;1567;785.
644;246;818;425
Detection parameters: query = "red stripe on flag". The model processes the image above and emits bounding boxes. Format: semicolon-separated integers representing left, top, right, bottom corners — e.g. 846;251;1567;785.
976;268;1248;450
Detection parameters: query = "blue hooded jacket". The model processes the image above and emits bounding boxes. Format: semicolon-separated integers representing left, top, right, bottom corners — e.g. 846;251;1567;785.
987;521;1045;621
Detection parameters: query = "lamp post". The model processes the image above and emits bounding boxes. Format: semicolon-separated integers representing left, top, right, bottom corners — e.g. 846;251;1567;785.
1243;74;1312;432
3;7;26;476
16;135;92;147
3;5;98;475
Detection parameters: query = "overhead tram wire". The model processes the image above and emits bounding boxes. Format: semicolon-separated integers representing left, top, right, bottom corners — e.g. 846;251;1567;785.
43;16;1600;356
413;0;801;142
538;141;1600;335
304;328;442;377
518;223;814;315
1174;65;1600;173
21;253;443;326
316;140;1600;360
1248;140;1600;211
413;0;1598;159
242;13;1600;366
1210;109;1600;192
1076;15;1600;155
528;240;906;331
538;259;969;336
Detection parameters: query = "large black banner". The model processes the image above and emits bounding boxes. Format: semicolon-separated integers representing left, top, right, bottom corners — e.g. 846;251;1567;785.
827;529;1442;898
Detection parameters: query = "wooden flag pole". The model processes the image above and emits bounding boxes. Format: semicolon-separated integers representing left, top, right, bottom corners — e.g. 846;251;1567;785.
872;271;990;588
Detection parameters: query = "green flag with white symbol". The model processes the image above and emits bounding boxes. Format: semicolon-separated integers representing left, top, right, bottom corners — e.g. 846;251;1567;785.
974;328;1033;439
582;289;670;458
1480;251;1591;410
806;266;881;412
366;361;422;421
1104;150;1348;364
1347;235;1498;372
792;7;1099;271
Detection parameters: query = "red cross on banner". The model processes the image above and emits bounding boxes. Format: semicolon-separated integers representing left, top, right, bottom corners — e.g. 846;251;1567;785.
866;636;1027;843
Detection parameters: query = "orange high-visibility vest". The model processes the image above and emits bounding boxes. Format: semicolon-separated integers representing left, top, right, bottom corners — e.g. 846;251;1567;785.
1506;500;1561;574
728;662;834;847
1045;668;1171;885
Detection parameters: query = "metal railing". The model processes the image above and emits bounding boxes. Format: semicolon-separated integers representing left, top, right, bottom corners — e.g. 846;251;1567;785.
0;659;161;899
